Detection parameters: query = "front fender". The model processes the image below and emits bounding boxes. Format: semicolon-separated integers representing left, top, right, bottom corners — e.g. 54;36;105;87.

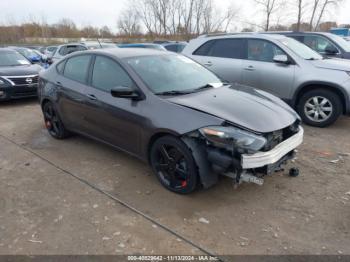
292;81;350;113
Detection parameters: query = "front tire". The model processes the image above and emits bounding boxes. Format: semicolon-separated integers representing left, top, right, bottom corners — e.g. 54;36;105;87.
297;89;342;127
42;101;70;139
150;136;198;194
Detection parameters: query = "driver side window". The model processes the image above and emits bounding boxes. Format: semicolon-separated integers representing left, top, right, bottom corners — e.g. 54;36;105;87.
247;39;286;63
303;36;338;54
91;56;133;92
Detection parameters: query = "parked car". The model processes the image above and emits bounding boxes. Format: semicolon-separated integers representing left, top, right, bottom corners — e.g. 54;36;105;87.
118;43;167;51
273;32;350;59
0;48;42;101
182;33;350;127
162;42;187;53
38;49;303;194
50;43;88;64
43;46;58;57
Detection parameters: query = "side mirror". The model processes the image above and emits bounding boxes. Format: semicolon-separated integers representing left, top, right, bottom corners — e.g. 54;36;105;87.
111;86;141;100
273;55;289;64
325;45;338;55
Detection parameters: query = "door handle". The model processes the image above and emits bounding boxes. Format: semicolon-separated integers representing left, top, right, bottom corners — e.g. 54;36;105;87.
244;65;255;71
86;94;97;101
55;81;62;87
204;61;213;67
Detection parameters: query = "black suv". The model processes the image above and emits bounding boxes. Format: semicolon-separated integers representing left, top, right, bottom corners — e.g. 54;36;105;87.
274;32;350;59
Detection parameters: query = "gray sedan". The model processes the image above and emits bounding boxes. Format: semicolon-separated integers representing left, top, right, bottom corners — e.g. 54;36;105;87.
38;49;302;194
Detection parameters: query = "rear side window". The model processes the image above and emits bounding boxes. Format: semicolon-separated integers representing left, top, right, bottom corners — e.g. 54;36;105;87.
58;46;67;56
63;55;91;83
193;41;215;56
165;44;178;52
59;45;86;56
193;39;244;59
91;56;133;92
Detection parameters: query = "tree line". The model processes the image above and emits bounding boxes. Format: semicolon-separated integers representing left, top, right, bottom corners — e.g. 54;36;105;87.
0;0;348;44
0;17;114;44
117;0;348;37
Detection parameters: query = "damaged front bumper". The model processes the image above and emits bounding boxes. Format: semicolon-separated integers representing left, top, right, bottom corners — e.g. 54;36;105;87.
241;127;304;169
183;125;304;188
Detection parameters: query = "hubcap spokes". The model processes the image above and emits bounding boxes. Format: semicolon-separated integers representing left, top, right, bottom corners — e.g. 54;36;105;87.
305;96;333;122
156;145;189;189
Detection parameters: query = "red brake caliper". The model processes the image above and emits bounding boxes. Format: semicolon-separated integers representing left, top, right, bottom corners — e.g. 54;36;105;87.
45;120;52;129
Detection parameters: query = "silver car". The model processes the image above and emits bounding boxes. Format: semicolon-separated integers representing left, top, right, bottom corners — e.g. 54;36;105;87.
51;43;87;64
183;33;350;127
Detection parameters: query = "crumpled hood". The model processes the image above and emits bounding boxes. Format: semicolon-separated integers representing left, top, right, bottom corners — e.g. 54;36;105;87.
0;64;42;76
167;84;299;133
311;58;350;71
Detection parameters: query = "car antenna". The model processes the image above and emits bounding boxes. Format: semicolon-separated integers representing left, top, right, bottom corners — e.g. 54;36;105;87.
97;38;102;48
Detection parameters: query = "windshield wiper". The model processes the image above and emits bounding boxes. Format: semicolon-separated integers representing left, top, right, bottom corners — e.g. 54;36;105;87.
155;83;223;96
306;57;320;61
155;90;192;96
193;83;215;91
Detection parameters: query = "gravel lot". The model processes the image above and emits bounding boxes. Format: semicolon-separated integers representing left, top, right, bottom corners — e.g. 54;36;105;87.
0;98;349;256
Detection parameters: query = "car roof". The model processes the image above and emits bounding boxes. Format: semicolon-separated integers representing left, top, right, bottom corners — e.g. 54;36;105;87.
198;33;287;41
120;43;159;46
58;43;86;48
163;42;186;46
0;48;18;53
271;31;333;37
80;48;168;59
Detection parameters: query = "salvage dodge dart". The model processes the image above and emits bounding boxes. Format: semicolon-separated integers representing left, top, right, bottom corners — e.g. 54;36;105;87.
38;48;303;194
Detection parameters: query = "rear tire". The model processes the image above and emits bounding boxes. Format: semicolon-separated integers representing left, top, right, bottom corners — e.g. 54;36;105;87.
150;136;198;194
297;89;342;127
42;101;70;139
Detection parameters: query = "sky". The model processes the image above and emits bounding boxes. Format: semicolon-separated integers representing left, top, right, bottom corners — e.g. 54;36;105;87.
0;0;349;32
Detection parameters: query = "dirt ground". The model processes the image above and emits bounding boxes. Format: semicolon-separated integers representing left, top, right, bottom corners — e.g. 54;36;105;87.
0;98;349;256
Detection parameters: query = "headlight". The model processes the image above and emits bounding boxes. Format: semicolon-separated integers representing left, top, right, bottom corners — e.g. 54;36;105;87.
200;126;267;153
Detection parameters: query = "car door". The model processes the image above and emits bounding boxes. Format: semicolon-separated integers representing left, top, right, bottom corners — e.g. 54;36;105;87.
81;55;142;156
55;54;92;132
190;38;245;84
242;39;295;100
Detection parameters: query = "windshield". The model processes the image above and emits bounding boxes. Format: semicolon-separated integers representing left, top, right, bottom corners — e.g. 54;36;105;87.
16;48;38;58
0;51;30;66
125;54;222;94
327;34;350;52
279;37;323;60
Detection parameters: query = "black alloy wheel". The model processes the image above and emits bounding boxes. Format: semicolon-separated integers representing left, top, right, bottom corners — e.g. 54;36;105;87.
43;102;69;139
150;136;198;194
